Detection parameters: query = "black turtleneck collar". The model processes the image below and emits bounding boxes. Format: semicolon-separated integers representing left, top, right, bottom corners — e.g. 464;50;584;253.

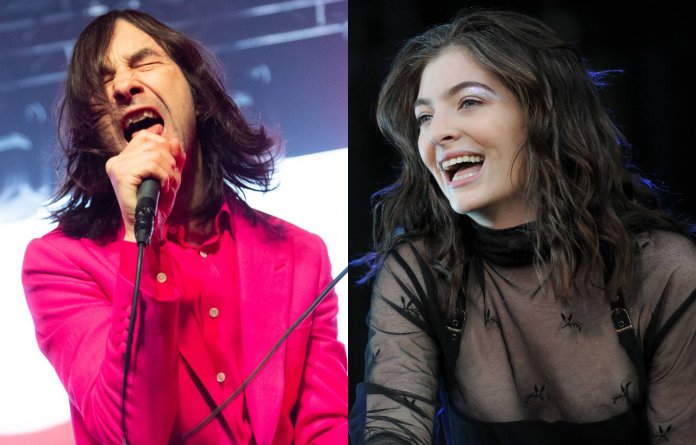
470;221;536;266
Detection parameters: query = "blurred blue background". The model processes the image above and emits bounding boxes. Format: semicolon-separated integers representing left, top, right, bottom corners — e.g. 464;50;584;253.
0;0;347;221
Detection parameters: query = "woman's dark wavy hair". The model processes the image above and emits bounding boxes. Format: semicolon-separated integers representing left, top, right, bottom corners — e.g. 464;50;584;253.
367;8;689;313
51;9;277;241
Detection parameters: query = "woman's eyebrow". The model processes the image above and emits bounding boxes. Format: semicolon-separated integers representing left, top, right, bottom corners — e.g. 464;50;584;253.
447;81;497;98
414;81;498;109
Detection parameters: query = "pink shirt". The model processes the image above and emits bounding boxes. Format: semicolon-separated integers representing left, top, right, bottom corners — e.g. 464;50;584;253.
161;204;252;442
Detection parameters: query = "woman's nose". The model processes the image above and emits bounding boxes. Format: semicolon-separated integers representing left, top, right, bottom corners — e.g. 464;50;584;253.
428;112;461;147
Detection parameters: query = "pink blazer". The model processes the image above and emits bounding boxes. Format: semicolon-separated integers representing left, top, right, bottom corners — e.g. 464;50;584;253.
22;204;347;444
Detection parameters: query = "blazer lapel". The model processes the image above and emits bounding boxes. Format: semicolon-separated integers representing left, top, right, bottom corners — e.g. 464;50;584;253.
235;211;291;444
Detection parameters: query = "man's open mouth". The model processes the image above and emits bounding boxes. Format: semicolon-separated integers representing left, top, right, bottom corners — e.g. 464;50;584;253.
121;108;165;142
440;155;484;182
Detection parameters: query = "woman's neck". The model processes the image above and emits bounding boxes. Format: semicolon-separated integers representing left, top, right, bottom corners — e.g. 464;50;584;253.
466;202;534;229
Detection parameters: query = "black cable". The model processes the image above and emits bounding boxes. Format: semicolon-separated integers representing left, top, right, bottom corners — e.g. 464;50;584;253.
121;187;157;444
181;265;349;442
120;241;146;445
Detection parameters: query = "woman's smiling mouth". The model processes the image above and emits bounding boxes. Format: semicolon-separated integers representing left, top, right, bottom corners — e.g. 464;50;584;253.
440;154;485;184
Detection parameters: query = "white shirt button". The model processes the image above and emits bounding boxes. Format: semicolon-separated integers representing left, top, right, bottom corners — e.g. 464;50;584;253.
199;250;207;258
216;372;226;383
209;307;219;318
156;272;167;283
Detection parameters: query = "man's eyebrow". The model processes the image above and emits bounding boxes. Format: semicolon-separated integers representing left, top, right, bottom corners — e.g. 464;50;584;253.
99;47;165;76
414;81;497;109
128;47;165;65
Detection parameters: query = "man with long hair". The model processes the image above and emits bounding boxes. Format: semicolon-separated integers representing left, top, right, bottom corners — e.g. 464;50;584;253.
22;10;347;444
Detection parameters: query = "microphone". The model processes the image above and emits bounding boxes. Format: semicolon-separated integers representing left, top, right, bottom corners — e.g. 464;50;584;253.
134;178;160;245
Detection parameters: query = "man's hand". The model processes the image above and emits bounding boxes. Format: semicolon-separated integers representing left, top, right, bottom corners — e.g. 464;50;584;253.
105;130;186;243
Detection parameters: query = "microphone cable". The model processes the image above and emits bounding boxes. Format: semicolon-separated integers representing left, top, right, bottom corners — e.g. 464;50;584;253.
121;181;159;445
180;264;348;442
120;242;145;445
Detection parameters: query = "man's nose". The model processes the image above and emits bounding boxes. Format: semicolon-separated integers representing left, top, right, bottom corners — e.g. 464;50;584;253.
112;72;144;105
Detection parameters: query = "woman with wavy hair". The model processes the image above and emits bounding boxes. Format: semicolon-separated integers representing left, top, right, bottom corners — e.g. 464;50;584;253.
350;8;695;445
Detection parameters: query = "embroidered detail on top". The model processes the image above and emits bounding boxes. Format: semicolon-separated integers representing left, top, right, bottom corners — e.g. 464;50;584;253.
523;384;546;403
612;381;631;404
367;348;380;374
404;397;419;411
561;312;583;331
484;308;500;327
364;427;377;441
652;424;672;442
400;296;420;319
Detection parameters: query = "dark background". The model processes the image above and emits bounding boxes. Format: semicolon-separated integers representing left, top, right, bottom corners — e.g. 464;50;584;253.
348;0;696;429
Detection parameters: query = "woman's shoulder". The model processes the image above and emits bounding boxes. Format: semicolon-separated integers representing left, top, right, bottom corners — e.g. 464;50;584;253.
635;230;696;273
375;237;440;289
380;238;433;272
386;237;428;259
631;230;696;321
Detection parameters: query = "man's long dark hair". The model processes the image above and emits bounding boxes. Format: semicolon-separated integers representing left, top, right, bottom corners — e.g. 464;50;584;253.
51;9;277;241
367;9;690;314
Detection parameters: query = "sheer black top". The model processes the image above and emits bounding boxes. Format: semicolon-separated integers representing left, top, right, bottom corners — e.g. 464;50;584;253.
350;227;696;444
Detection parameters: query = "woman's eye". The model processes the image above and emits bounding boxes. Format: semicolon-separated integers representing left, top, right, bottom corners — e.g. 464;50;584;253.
416;114;432;126
459;98;482;109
